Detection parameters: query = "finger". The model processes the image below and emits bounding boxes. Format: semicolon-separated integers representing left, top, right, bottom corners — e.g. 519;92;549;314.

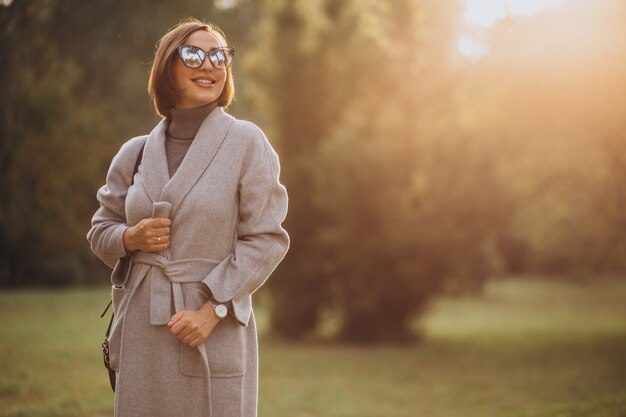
146;242;170;253
167;319;180;333
171;316;195;336
183;332;197;344
138;218;156;229
145;227;170;237
147;217;172;227
189;336;205;347
170;320;186;335
167;311;184;328
143;226;170;236
176;326;195;340
152;235;170;244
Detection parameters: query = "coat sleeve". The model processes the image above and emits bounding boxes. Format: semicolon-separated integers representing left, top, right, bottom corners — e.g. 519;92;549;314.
202;124;290;306
86;136;146;269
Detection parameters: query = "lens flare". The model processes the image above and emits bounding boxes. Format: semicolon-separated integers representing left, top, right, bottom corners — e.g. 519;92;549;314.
458;0;564;59
463;0;563;28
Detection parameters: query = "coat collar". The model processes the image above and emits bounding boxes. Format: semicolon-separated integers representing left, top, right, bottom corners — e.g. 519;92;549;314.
141;107;236;217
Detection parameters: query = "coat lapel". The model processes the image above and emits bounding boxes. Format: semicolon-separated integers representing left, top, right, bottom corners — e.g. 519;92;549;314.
141;118;170;205
161;107;236;215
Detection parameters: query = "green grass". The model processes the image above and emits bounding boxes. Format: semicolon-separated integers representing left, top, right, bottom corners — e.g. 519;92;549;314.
1;277;625;417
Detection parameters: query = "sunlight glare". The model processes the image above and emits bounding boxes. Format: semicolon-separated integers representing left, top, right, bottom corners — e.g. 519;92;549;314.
464;0;563;28
458;0;564;60
457;35;490;60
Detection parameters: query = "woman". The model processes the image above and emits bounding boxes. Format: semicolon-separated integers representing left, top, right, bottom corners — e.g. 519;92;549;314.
87;18;289;417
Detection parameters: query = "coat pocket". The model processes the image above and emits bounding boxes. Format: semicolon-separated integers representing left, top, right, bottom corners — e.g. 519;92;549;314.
109;285;129;371
180;285;246;378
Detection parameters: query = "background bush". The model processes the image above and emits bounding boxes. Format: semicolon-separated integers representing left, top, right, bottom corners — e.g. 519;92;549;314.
1;0;625;342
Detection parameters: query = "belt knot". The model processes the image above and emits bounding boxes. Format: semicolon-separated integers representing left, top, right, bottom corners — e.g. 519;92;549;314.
132;252;220;325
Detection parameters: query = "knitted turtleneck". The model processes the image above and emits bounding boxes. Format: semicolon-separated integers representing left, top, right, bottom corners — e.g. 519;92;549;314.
165;101;219;177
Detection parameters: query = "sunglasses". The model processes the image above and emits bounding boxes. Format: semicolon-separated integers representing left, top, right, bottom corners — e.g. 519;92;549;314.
177;45;235;70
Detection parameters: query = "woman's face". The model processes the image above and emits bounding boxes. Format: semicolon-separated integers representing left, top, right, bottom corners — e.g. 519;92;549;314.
173;30;227;109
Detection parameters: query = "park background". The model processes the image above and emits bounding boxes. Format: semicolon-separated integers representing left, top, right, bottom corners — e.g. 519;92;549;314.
1;0;625;416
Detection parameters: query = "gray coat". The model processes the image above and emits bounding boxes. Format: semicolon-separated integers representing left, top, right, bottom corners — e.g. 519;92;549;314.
87;108;289;417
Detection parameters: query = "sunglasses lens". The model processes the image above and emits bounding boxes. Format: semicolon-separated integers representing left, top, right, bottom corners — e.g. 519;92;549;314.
179;46;204;68
209;48;234;70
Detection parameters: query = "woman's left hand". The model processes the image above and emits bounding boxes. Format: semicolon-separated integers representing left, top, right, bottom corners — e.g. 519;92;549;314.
167;304;221;347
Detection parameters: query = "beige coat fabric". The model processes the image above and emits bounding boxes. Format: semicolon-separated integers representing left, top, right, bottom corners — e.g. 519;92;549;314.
87;108;289;417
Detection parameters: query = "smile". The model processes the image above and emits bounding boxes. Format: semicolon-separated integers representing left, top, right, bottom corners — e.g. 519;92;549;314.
193;78;217;86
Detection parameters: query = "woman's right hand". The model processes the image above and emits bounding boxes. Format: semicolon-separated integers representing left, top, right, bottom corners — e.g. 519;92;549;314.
123;217;172;253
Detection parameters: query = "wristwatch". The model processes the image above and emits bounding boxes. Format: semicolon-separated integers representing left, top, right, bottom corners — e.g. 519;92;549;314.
206;299;228;319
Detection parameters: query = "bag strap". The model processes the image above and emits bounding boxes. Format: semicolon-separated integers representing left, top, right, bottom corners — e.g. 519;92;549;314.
130;142;145;186
100;141;145;330
102;300;114;336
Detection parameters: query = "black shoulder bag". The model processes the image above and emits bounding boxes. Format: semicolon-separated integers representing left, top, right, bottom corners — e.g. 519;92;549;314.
100;142;145;392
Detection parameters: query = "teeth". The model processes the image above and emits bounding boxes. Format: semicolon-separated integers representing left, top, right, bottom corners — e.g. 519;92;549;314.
195;79;215;85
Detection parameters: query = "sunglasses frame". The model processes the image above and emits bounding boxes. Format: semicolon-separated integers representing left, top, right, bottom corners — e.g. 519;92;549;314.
176;45;235;70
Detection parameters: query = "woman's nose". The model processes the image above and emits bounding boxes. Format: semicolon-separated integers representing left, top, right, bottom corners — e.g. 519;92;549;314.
200;56;213;71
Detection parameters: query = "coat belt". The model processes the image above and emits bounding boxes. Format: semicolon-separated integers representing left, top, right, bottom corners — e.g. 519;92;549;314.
132;251;220;417
132;252;220;326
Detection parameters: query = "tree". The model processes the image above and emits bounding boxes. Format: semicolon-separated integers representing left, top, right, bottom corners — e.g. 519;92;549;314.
246;0;507;342
0;0;262;285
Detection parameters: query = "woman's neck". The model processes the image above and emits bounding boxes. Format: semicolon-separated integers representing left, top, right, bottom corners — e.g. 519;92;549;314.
168;101;219;139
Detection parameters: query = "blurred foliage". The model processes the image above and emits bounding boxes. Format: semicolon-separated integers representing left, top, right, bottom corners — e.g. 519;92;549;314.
1;0;625;342
244;0;511;341
461;0;626;274
0;0;260;285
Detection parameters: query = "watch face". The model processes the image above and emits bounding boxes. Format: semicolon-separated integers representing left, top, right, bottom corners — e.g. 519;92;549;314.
215;304;228;318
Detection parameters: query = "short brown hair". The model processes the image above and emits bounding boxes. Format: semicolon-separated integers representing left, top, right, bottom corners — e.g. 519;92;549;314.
147;17;235;118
